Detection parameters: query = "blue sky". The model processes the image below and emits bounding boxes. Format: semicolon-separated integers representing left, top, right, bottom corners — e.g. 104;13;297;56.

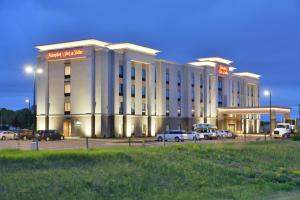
0;0;299;118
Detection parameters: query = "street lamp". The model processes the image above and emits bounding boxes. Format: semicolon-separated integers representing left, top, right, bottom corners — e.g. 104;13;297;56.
25;65;43;150
264;90;272;142
25;99;30;110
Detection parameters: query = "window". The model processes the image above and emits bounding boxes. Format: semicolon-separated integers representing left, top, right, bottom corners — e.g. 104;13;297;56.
218;77;223;90
64;65;71;78
200;74;203;88
119;101;123;114
191;72;195;87
177;101;181;116
131;101;135;115
131;85;135;97
142;103;146;115
64;102;70;114
191;103;195;117
200;92;203;103
191;89;195;102
177;71;181;85
64;83;71;96
177;87;181;100
166;100;170;116
142;68;146;81
166;87;170;99
131;67;135;80
142;86;146;98
119;65;124;78
200;106;204;117
166;68;170;84
119;84;123;96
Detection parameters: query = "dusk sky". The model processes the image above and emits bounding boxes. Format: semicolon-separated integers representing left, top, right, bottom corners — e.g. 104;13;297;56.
0;0;299;118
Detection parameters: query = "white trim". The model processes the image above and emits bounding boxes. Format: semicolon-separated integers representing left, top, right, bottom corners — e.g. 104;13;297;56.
36;39;110;51
197;57;233;65
107;43;160;55
233;72;261;79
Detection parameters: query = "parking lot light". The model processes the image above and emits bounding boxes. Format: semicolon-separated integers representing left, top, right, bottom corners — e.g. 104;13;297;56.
24;65;43;150
264;90;272;142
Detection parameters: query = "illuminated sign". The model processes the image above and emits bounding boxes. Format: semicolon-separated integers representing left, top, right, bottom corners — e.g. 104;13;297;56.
47;48;85;60
218;65;229;76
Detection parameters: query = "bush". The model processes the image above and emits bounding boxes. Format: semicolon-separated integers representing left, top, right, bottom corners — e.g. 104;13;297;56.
292;134;300;141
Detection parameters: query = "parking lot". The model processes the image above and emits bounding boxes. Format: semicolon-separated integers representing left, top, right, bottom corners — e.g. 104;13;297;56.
0;134;273;151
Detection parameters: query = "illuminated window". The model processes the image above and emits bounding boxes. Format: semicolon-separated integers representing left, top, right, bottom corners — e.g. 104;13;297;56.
142;103;146;115
64;65;71;78
191;103;195;117
166;100;170;116
64;83;71;96
64;102;70;114
177;101;181;116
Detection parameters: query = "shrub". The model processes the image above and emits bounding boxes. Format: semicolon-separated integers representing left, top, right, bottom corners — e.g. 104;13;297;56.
292;134;300;141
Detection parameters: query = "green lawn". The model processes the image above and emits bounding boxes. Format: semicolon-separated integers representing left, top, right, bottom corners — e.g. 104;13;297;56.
0;141;300;200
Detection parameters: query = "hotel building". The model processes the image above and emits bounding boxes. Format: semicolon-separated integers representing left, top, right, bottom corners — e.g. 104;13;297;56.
36;39;261;138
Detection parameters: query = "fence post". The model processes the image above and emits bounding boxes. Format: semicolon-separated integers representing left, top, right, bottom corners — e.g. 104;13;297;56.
86;137;89;149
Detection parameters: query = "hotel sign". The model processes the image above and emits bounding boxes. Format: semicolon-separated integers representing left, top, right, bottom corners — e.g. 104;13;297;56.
47;48;85;60
218;65;229;76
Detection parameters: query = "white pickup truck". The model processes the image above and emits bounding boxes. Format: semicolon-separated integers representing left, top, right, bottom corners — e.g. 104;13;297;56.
273;123;292;138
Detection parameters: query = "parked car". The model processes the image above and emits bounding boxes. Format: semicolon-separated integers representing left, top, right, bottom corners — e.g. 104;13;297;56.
196;129;218;139
217;130;237;139
14;129;33;140
184;131;205;140
156;130;185;142
37;130;64;141
0;131;16;140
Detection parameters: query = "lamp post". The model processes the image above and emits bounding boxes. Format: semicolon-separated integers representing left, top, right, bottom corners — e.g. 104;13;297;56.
25;99;31;110
264;90;272;142
25;65;43;150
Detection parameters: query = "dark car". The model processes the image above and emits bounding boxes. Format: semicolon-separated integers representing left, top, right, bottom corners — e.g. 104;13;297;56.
37;130;64;141
14;129;33;140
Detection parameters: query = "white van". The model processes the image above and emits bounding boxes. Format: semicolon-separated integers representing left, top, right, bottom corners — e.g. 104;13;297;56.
273;123;292;138
156;130;186;142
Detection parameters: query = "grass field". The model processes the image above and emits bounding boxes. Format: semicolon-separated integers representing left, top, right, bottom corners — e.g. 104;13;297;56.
0;141;299;200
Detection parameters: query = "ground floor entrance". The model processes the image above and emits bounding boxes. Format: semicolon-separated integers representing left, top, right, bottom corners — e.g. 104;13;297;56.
63;121;72;137
217;106;291;134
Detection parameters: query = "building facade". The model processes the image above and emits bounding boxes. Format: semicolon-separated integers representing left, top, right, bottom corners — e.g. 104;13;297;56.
36;39;260;138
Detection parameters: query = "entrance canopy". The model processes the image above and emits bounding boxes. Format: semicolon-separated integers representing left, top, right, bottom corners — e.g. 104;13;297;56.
217;106;291;115
217;106;291;134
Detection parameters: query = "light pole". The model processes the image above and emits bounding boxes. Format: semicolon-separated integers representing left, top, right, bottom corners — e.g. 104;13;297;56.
25;99;31;110
264;90;272;142
25;65;43;150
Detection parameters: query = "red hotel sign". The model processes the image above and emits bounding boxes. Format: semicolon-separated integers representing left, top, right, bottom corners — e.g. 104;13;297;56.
218;65;229;76
47;48;85;60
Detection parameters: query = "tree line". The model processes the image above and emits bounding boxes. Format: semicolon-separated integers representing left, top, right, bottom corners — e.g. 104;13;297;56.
0;108;34;130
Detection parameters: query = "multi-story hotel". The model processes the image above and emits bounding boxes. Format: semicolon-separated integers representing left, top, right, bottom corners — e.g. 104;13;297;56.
36;39;261;138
